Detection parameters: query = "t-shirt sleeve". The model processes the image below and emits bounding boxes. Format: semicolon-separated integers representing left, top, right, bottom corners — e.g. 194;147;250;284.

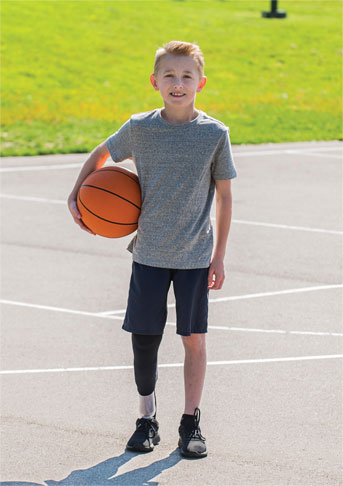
106;119;133;162
211;128;237;180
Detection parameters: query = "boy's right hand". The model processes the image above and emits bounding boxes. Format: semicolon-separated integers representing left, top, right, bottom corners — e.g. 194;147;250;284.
68;198;96;235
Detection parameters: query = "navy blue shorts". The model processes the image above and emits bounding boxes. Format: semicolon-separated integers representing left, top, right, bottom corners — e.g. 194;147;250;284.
123;262;210;336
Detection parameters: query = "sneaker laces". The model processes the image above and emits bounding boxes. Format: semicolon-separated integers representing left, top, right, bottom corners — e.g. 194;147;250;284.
186;408;206;441
137;417;156;437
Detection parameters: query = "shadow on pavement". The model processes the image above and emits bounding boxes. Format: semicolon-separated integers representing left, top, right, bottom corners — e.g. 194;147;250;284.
1;448;183;486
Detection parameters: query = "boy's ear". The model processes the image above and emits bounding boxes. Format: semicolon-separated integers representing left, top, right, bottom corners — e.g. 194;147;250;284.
150;73;159;91
197;76;207;93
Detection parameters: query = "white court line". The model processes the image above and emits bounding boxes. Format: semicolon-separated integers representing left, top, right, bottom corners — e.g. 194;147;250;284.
1;194;342;235
97;309;128;316
1;354;342;375
0;299;123;321
0;146;341;173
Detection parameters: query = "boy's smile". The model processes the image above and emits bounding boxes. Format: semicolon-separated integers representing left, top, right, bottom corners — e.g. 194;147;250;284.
150;54;206;123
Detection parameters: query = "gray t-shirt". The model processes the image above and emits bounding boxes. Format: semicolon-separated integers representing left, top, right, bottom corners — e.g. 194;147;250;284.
106;108;237;269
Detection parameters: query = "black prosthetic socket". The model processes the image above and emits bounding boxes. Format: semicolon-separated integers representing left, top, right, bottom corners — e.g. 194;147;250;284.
131;333;163;396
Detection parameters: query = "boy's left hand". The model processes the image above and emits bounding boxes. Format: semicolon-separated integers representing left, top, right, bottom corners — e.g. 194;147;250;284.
208;257;225;290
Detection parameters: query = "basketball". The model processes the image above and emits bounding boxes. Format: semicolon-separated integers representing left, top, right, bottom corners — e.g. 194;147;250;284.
77;166;141;238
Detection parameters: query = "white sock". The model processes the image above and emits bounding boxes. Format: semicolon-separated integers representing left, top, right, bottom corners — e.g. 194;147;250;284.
139;391;156;419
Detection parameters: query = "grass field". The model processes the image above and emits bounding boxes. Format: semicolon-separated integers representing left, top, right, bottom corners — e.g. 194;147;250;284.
1;0;342;156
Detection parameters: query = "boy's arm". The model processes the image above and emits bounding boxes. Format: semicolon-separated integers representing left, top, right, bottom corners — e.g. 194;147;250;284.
67;141;110;234
208;179;233;290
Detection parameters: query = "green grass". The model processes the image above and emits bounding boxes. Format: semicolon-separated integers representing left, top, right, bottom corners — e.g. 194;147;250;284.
1;0;342;156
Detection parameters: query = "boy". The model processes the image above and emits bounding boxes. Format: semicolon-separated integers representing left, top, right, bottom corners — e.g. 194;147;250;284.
68;41;237;458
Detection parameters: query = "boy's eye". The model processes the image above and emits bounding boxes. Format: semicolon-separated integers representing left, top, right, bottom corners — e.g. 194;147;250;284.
164;74;192;78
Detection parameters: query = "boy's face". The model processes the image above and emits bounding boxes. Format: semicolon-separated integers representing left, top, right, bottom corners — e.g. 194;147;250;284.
150;54;206;108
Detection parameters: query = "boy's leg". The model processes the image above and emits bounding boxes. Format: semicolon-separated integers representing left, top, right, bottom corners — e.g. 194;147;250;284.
182;333;207;414
178;333;207;457
172;267;209;457
122;262;172;452
172;267;209;414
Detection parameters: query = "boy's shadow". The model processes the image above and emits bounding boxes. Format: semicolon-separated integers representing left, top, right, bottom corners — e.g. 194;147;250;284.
1;448;185;486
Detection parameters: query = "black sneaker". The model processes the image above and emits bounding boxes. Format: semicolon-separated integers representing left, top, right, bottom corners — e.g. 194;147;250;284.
126;416;160;452
178;407;207;458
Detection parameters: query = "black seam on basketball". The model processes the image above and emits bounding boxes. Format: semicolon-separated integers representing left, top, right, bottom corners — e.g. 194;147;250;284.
80;184;141;210
95;168;139;184
78;196;138;226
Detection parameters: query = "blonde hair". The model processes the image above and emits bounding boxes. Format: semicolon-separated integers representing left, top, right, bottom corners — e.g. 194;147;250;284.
154;40;205;79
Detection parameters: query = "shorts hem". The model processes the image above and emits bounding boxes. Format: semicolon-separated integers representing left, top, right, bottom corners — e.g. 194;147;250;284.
122;324;164;335
176;329;208;337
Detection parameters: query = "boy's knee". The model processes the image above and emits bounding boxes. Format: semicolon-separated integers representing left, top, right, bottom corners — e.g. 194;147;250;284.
182;333;206;352
132;333;162;355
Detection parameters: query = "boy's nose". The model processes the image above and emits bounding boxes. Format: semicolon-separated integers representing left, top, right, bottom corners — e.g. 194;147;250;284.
173;79;183;88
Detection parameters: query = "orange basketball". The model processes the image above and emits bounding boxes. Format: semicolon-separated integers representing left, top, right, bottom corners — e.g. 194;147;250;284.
77;166;141;238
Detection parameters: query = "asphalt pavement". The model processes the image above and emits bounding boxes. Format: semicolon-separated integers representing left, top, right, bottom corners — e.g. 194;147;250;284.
0;140;342;486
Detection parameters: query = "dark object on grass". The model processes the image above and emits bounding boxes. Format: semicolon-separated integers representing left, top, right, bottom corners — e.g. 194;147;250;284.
262;0;287;18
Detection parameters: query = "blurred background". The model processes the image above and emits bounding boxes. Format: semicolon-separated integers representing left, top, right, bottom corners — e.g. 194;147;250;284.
1;0;342;156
